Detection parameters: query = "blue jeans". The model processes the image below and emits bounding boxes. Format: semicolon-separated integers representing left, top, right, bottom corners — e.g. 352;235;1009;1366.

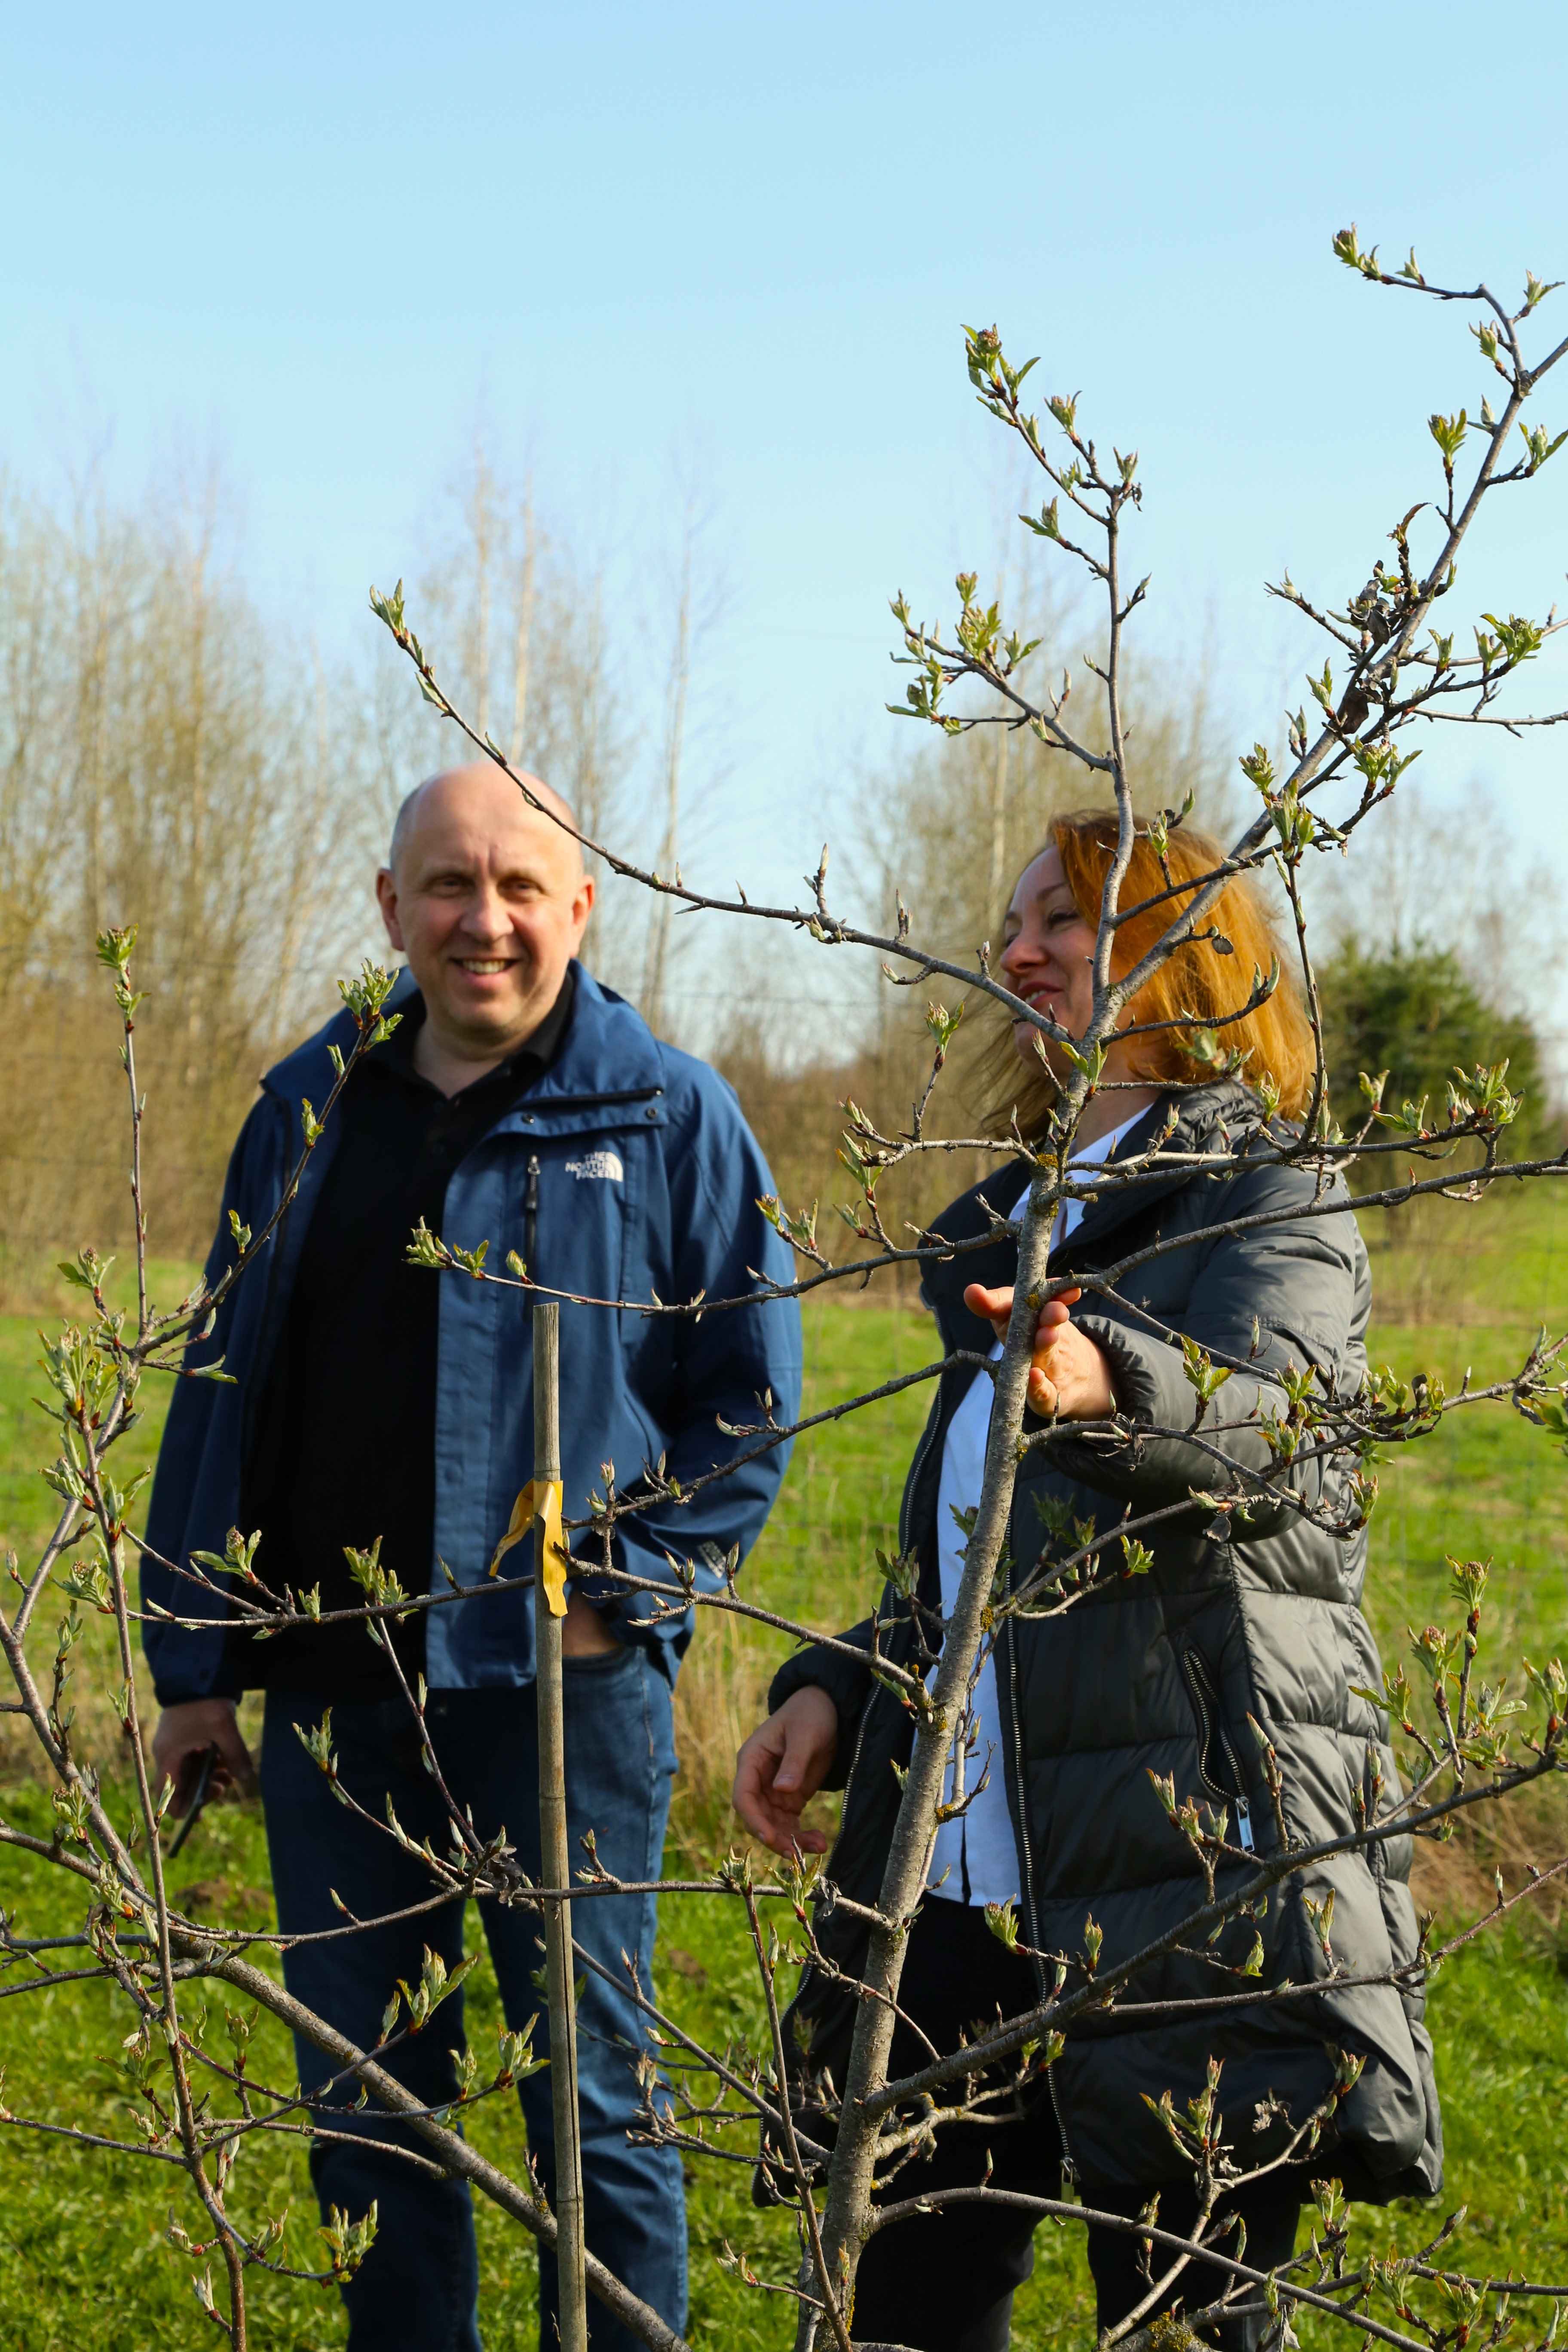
259;1655;685;2352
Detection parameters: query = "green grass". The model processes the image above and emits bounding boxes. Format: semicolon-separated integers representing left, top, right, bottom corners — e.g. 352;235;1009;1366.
1;1191;1565;2346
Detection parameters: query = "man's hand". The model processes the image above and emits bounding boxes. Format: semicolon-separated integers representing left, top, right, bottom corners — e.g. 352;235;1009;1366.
151;1699;257;1817
964;1281;1118;1421
561;1589;622;1657
732;1685;839;1855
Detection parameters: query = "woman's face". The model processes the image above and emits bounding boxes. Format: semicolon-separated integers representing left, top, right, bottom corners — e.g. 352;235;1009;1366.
999;846;1099;1065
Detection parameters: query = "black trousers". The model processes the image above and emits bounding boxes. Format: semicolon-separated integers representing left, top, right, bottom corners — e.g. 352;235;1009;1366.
850;1899;1301;2352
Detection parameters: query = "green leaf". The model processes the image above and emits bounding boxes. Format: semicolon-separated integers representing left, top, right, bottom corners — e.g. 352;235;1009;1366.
984;1900;1020;1951
1427;408;1467;466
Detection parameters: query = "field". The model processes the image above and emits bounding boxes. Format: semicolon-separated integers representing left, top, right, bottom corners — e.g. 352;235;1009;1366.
0;1186;1565;2348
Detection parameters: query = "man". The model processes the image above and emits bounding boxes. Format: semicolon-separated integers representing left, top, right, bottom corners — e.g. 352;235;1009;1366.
143;761;802;2352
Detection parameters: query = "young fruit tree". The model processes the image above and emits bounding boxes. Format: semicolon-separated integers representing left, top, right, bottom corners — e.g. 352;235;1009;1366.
2;230;1567;2352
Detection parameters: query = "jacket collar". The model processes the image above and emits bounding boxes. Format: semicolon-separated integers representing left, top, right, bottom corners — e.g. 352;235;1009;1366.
259;960;664;1115
918;1082;1265;1348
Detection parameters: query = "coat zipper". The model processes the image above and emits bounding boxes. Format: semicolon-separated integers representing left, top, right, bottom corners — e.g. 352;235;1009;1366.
898;1374;948;1556
815;1378;945;2012
811;1620;898;2055
1004;1613;1077;2180
1179;1647;1254;1851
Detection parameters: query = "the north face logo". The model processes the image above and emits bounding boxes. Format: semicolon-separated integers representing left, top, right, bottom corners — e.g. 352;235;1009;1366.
565;1150;625;1183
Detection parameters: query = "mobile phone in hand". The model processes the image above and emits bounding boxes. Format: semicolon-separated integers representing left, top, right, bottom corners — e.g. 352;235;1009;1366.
166;1744;219;1859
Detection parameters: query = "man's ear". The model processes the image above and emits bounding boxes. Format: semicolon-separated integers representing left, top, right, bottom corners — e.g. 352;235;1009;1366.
375;867;406;952
573;872;596;938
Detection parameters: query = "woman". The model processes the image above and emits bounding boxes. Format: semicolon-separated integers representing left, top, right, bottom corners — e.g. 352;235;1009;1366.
733;812;1441;2352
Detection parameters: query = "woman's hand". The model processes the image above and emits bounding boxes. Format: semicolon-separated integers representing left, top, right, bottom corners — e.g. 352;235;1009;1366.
964;1282;1118;1420
732;1686;839;1855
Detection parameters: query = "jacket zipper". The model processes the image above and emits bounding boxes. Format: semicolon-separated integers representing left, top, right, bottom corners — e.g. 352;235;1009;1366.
836;1703;877;1871
514;1084;663;1119
240;1097;323;1460
524;1155;541;1273
1179;1647;1254;1851
1004;1613;1077;2180
898;1408;941;1556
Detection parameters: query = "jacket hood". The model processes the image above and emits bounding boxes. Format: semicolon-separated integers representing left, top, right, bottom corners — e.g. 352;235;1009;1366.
259;960;664;1114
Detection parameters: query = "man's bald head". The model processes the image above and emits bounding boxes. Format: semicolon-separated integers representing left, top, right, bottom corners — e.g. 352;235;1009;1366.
387;763;583;879
375;760;594;1088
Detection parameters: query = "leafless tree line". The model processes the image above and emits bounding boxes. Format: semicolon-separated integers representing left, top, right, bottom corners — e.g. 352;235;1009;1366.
0;410;1556;1289
0;437;728;1280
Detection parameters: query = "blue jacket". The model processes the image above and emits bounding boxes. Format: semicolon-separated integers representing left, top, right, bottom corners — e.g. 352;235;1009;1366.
141;964;803;1704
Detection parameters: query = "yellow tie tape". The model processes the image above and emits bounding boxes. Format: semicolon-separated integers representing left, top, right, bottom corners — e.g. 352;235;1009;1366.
489;1478;569;1616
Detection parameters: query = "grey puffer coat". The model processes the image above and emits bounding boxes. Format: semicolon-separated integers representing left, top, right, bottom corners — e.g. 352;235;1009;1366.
772;1083;1442;2202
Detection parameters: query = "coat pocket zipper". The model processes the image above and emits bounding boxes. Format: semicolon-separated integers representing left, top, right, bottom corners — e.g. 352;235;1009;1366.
514;1084;664;1122
1179;1645;1254;1853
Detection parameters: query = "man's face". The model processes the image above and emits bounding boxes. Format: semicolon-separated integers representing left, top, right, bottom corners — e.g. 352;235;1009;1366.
376;769;593;1060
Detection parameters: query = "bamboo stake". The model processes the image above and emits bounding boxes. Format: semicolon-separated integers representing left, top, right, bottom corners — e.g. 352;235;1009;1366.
533;1299;588;2352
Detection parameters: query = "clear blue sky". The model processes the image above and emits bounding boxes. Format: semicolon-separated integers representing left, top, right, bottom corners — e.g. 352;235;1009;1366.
6;1;1567;931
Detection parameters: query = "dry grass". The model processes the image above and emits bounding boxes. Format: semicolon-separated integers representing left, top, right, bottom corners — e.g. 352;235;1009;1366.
668;1605;779;1860
1411;1775;1568;1953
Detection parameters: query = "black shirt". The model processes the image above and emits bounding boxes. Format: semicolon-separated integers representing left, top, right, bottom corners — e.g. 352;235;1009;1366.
240;972;575;1695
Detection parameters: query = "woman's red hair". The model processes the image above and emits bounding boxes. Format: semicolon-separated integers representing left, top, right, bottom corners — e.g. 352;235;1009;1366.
983;809;1314;1130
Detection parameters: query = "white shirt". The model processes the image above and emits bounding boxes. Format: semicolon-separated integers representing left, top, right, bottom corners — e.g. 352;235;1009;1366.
927;1116;1143;1907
